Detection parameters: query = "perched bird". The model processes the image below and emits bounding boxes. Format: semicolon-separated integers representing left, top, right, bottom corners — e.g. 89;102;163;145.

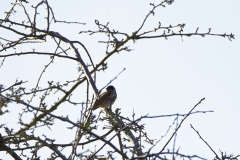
92;85;117;111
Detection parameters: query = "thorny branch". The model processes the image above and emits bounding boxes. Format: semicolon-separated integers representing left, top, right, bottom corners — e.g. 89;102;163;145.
0;0;237;160
191;124;240;160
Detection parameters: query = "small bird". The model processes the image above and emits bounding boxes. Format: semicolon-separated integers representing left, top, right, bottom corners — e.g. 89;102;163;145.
92;85;117;111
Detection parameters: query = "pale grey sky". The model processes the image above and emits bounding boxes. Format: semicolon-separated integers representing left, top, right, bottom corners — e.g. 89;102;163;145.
0;0;240;159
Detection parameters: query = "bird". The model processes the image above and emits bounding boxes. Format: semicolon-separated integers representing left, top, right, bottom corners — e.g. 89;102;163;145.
92;85;117;111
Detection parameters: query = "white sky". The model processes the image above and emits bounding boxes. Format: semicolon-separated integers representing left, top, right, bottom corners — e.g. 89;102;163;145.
0;0;240;159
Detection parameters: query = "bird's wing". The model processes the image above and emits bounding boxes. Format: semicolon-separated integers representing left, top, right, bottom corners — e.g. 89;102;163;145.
92;91;109;110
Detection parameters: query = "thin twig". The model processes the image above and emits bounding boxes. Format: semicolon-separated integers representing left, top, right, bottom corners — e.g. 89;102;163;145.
153;98;205;160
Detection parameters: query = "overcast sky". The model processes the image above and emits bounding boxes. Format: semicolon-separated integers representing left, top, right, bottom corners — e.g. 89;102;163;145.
0;0;240;159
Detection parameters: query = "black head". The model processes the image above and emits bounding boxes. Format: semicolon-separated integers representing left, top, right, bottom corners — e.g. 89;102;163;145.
106;85;116;92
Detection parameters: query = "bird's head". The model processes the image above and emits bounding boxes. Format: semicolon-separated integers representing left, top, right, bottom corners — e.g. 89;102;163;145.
106;85;116;92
